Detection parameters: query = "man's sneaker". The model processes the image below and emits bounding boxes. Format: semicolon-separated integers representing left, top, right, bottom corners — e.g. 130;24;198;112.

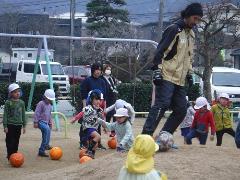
38;152;49;157
98;143;106;150
171;144;179;149
45;145;53;150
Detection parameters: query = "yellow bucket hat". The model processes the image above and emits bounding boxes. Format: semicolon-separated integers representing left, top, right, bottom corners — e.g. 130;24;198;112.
125;134;159;174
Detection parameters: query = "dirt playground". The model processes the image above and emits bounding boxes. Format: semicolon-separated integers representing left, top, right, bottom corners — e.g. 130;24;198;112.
0;117;239;180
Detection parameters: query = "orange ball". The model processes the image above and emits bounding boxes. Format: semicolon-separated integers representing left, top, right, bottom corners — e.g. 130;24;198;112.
9;152;24;168
108;137;117;149
49;147;63;160
79;148;87;159
79;155;92;164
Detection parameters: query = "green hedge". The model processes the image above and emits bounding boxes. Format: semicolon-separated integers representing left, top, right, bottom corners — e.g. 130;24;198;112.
117;83;153;112
0;82;59;111
68;83;200;113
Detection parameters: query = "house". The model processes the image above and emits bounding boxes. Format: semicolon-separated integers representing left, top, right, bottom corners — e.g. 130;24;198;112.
0;13;82;65
11;48;54;63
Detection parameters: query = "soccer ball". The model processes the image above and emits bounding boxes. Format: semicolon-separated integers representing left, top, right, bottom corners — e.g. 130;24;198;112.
156;131;174;152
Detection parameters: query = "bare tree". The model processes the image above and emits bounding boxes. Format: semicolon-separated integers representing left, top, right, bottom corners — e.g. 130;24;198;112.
195;1;240;101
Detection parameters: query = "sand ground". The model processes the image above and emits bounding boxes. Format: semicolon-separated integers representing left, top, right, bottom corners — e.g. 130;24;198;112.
0;117;239;180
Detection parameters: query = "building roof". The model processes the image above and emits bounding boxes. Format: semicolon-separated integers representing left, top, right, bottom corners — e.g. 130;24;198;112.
231;49;240;56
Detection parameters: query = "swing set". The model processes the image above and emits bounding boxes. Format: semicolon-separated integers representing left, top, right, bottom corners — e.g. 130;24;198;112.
0;33;158;131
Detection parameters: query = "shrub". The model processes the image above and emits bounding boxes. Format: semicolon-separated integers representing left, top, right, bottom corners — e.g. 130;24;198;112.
68;82;200;113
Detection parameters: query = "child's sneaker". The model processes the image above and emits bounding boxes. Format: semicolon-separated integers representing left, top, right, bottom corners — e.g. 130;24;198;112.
45;145;53;150
86;150;95;159
98;143;106;150
38;152;49;157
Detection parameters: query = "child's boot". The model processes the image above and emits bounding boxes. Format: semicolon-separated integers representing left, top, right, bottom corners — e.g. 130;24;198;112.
87;140;97;158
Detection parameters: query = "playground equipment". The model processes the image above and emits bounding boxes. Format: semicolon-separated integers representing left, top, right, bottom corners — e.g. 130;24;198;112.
0;33;158;131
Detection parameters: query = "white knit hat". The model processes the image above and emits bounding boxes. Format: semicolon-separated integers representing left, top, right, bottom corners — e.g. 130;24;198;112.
114;108;129;117
194;97;210;110
219;93;229;100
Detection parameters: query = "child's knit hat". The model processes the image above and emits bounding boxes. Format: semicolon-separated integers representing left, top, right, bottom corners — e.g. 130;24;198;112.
8;83;20;93
125;135;159;174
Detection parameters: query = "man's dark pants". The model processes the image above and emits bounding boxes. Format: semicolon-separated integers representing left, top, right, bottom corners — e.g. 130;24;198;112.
142;80;187;135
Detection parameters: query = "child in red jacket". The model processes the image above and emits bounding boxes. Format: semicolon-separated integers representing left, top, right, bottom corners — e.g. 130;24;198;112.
186;97;215;145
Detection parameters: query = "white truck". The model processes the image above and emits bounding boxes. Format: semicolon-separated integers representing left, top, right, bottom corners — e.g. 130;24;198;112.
200;67;240;106
16;60;70;96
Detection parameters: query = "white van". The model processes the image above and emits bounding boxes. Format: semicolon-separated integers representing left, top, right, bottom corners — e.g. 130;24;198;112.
200;67;240;103
16;60;70;96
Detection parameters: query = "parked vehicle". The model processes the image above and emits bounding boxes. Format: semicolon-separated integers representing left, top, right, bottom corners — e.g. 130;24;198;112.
200;67;240;103
16;60;70;96
63;65;91;84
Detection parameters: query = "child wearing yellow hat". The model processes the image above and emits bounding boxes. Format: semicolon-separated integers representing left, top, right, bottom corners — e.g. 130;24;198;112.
118;134;167;180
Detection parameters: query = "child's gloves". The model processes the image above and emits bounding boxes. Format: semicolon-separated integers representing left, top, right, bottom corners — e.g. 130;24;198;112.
117;145;126;153
210;135;214;141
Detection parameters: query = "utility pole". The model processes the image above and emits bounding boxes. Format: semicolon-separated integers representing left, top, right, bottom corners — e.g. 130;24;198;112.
70;0;75;66
158;0;164;41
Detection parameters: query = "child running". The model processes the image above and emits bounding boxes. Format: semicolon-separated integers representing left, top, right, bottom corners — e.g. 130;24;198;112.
99;108;134;152
34;89;55;157
3;83;26;160
72;89;105;150
179;99;195;144
211;93;236;146
186;97;216;145
118;134;167;180
81;90;104;158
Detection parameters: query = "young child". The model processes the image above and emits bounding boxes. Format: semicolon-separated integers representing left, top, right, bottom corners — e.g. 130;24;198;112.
99;108;134;152
81;90;104;158
179;100;195;144
34;89;55;157
211;93;235;146
3;83;26;160
186;97;216;145
118;134;167;180
105;99;135;137
72;89;105;150
105;99;135;124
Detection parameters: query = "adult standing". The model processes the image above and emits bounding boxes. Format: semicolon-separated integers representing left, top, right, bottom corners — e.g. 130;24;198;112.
80;62;107;149
101;64;118;122
142;3;203;139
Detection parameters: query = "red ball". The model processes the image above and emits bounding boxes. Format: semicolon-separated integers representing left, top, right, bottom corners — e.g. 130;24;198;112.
9;153;24;168
49;147;63;160
108;138;117;149
79;155;92;164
